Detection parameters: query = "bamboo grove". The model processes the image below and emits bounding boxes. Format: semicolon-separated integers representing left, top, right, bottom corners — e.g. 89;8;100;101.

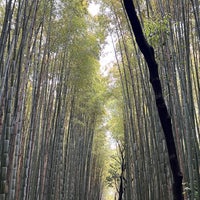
0;0;108;199
0;0;199;200
102;0;200;199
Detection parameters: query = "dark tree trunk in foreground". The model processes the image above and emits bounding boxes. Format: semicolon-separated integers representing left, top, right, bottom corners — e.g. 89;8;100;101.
122;1;183;199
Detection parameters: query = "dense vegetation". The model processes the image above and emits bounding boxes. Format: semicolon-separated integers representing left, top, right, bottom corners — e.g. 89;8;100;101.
0;0;199;200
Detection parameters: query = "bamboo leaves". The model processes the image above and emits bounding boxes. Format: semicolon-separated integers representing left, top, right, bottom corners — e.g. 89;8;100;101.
0;1;107;199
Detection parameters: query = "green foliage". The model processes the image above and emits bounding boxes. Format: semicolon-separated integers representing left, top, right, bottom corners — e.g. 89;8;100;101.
106;65;124;142
0;2;5;24
105;153;121;188
144;15;170;44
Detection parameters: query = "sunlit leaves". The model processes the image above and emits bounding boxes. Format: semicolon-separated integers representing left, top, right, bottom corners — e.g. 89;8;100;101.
144;15;170;44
